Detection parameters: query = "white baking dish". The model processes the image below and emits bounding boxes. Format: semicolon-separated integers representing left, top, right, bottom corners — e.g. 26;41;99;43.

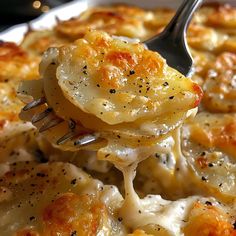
0;0;235;43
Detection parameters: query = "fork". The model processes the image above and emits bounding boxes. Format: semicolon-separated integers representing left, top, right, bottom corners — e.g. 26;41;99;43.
145;0;203;76
22;0;203;147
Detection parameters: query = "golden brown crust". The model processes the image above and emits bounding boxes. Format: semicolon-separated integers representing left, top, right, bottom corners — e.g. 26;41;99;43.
21;30;70;56
0;3;236;236
128;229;153;236
184;202;236;236
0;162;124;235
15;229;40;236
0;82;23;123
55;5;156;41
202;52;236;112
205;4;236;29
42;193;109;235
187;112;236;158
55;31;202;125
187;24;226;51
0;42;40;82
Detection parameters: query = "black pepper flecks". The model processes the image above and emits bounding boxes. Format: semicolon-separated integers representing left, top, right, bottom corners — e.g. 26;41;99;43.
109;89;116;94
29;216;35;221
163;82;169;86
36;172;46;177
169;96;174;99
129;70;135;75
34;149;48;163
155;153;160;158
233;221;236;230
205;201;212;206
71;231;77;236
71;179;77;185
201;176;207;181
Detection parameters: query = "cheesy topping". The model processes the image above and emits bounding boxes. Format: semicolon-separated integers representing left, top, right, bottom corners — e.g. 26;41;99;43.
184;202;236;236
19;30;202;170
0;161;125;236
56;31;200;125
1;3;236;236
202;52;236;112
55;5;156;41
0;42;40;82
0;42;41;164
21;30;70;56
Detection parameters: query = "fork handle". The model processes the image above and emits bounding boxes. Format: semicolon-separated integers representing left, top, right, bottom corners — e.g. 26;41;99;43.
162;0;203;42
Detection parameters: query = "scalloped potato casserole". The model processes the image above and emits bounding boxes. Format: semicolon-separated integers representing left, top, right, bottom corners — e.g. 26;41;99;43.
0;2;236;236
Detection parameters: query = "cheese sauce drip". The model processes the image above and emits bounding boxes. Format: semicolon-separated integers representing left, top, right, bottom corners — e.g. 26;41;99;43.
18;30;209;235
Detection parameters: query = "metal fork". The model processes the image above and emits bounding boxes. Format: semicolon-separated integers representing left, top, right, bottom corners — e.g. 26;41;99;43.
22;0;203;147
145;0;203;76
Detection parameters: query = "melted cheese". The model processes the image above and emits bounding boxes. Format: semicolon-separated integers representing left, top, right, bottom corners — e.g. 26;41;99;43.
0;161;126;236
182;112;236;200
0;42;40;82
202;52;236;112
186;112;236;157
184;202;236;236
205;4;236;29
55;5;156;41
20;31;202;160
187;24;227;51
0;42;41;164
21;30;70;56
56;31;201;125
2;3;236;235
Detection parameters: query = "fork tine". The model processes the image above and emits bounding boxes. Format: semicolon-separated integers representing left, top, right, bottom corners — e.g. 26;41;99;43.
23;97;46;111
74;133;100;147
56;131;76;145
39;117;63;132
31;108;53;124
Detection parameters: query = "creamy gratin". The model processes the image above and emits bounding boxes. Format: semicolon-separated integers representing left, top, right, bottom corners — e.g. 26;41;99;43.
0;3;235;236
